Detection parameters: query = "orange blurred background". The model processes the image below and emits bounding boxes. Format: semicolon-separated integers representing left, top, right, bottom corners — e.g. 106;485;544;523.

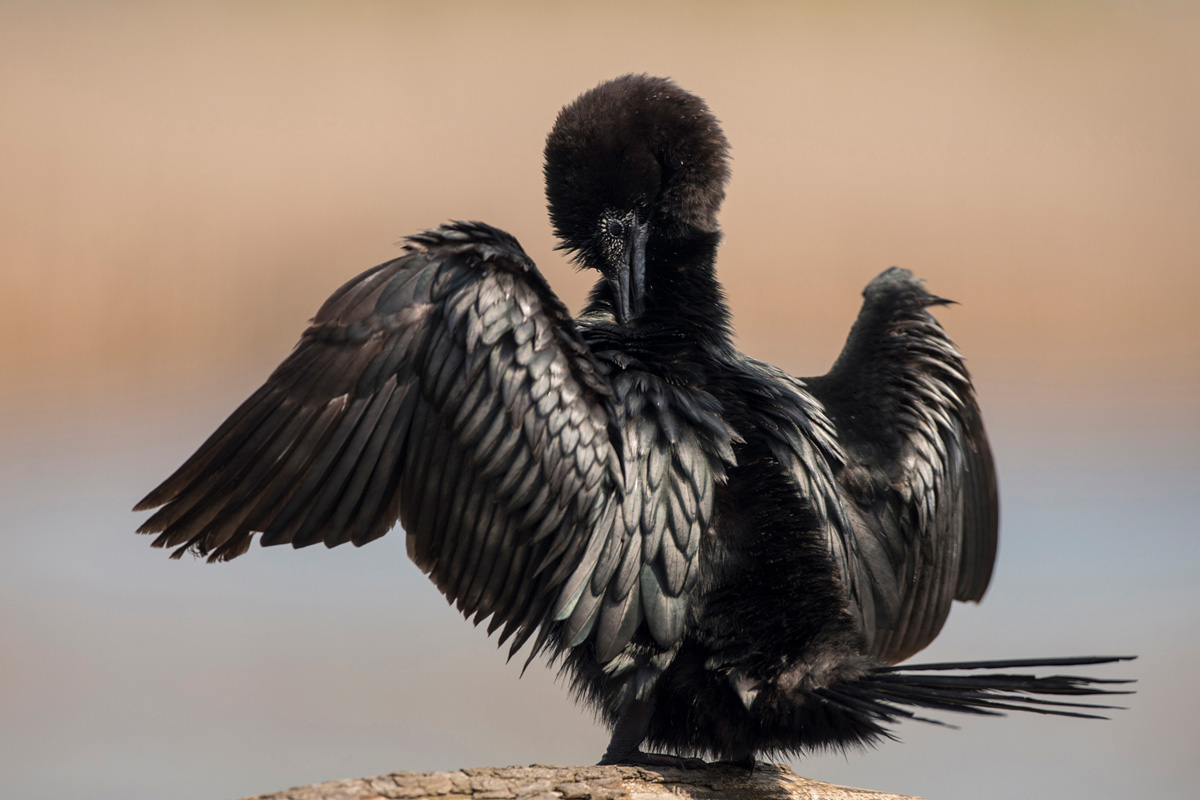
1;3;1196;799
4;1;1197;418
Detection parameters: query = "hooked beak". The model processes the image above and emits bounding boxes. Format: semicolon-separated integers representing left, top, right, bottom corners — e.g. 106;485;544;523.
609;220;648;325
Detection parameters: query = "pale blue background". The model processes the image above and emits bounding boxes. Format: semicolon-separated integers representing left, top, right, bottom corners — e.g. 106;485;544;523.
3;368;1192;800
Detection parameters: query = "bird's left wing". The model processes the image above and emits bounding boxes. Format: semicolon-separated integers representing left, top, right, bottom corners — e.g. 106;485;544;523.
806;268;999;663
135;222;631;655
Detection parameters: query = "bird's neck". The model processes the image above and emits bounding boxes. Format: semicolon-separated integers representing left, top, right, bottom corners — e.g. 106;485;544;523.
584;231;733;352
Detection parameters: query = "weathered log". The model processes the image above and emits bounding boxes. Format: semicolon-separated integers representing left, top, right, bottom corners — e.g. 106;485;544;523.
235;764;923;800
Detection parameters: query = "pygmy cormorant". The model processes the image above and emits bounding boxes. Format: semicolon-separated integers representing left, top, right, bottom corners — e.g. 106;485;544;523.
136;74;1131;767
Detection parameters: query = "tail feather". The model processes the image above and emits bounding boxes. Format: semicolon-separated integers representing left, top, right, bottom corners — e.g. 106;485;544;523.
874;655;1133;672
820;687;961;728
818;655;1135;729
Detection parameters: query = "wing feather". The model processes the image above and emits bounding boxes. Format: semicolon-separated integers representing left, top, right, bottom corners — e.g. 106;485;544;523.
804;267;999;663
136;221;724;663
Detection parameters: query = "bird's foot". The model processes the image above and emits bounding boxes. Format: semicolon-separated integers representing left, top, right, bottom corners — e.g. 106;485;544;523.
598;750;707;769
711;755;756;772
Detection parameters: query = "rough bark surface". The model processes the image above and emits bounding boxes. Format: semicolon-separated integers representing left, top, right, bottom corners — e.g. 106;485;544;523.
235;764;924;800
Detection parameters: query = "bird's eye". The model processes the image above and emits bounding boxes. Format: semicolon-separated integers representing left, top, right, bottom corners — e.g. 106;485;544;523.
604;218;626;240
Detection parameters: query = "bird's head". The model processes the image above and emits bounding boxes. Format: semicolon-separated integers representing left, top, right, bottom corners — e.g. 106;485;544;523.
544;75;730;325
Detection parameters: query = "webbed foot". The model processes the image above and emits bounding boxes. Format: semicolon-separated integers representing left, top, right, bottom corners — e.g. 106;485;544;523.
598;749;707;769
711;754;756;772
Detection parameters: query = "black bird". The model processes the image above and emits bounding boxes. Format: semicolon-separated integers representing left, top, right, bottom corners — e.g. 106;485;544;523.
136;75;1130;768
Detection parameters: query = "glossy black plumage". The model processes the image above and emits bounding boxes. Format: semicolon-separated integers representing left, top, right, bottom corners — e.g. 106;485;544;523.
137;74;1131;766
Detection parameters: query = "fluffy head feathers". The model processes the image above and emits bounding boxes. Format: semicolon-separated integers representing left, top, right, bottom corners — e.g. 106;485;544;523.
544;74;730;261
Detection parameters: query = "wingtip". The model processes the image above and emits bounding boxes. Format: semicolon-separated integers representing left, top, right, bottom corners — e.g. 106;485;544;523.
133;487;169;513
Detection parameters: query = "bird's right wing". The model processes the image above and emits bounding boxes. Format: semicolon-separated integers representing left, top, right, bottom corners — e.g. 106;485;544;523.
135;222;697;660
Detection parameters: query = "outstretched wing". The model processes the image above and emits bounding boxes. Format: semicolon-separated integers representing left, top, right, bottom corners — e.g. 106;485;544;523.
136;221;696;659
805;267;999;663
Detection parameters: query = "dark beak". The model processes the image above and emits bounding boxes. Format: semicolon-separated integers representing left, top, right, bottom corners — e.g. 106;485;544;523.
610;220;648;324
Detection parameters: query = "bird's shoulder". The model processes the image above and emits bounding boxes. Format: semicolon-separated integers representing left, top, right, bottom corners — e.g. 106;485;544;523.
305;221;610;400
714;354;849;486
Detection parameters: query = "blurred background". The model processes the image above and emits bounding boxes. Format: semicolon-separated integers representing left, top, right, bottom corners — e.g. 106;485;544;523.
2;2;1196;799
